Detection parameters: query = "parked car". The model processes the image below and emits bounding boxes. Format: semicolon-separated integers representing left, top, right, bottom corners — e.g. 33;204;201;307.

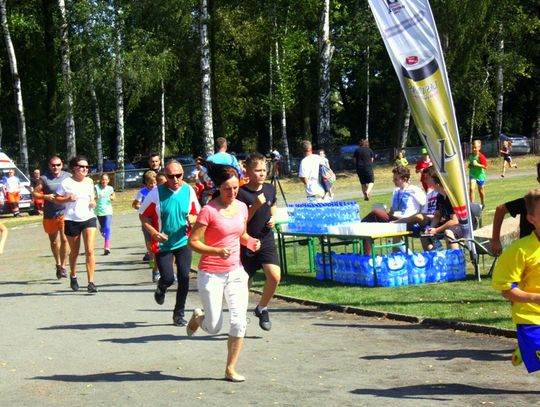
477;133;531;155
0;152;35;215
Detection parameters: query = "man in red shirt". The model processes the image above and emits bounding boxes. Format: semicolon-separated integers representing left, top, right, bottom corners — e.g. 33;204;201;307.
415;148;433;192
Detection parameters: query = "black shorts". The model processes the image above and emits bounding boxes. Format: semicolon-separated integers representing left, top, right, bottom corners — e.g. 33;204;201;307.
64;218;97;237
356;167;374;184
240;235;279;278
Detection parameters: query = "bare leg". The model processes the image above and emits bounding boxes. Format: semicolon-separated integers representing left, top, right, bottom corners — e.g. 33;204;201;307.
66;235;81;277
258;263;281;308
59;228;69;268
82;227;97;283
468;179;476;203
225;335;245;381
48;231;61;265
0;223;8;254
478;185;485;207
365;182;374;199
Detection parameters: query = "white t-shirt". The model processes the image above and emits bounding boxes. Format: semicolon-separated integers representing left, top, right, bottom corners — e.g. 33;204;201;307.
298;153;325;198
423;189;438;215
4;176;20;193
57;177;96;222
390;184;426;218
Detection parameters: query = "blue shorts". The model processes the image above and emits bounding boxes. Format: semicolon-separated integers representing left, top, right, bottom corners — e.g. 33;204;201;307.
469;176;485;187
516;324;540;373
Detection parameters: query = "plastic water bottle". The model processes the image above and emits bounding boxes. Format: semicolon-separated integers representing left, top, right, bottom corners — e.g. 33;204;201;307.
432;237;443;251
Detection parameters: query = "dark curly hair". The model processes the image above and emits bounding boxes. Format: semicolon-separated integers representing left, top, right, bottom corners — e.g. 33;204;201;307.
204;161;239;187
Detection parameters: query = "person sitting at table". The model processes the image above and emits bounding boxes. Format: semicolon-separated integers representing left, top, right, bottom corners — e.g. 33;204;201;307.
361;165;426;252
422;172;463;250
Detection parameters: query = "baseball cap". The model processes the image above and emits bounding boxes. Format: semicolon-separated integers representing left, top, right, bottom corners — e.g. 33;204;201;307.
421;148;428;154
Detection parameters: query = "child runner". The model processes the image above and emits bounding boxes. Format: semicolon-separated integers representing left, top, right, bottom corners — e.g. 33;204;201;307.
132;170;159;282
394;150;409;167
500;139;518;177
415;148;432;192
468;139;488;208
94;173;115;255
237;152;281;331
492;188;540;373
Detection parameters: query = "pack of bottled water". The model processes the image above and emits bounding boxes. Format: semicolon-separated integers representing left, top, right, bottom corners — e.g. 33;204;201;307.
287;201;361;234
314;249;466;287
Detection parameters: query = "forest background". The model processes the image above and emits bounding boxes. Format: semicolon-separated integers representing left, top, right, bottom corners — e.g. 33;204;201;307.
0;0;539;176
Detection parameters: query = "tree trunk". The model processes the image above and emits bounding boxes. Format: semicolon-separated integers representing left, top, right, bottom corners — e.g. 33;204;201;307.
42;0;58;156
114;3;125;190
200;0;214;157
58;0;76;159
160;79;166;167
89;80;103;173
364;45;370;141
268;44;273;152
493;25;504;137
400;106;411;149
0;0;29;175
274;37;291;175
317;0;333;149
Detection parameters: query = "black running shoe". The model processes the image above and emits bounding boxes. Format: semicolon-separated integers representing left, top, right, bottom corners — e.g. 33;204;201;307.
254;307;272;331
173;314;187;326
143;253;150;261
104;249;110;255
87;282;98;293
70;276;79;291
154;287;165;305
55;265;63;280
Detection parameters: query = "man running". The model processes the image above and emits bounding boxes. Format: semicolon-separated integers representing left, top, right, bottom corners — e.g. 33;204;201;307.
33;156;71;279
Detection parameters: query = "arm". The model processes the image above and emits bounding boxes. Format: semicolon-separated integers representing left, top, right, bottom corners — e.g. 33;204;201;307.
300;176;308;186
33;181;56;205
427;213;458;235
502;287;540;304
188;222;232;259
266;203;277;229
0;222;8;255
491;203;509;256
140;214;168;243
132;199;141;210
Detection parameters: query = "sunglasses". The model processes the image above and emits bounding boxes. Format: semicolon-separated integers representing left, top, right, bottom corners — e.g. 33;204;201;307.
50;163;62;167
166;173;183;179
77;165;89;169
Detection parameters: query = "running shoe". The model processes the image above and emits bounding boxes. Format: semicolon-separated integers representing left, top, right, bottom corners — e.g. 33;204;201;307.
512;347;523;366
254;307;272;331
173;314;188;326
55;264;67;279
152;271;160;283
143;253;150;261
70;276;79;291
154;286;165;305
87;282;98;293
104;249;111;255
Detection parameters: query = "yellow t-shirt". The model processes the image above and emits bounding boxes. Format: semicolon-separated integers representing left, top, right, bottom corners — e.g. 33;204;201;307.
492;232;540;325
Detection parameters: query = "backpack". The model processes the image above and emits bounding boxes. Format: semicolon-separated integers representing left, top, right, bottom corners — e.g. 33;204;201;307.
319;163;336;193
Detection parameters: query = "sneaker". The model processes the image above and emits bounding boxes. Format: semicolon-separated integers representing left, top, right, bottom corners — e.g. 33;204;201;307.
187;308;204;336
143;253;150;261
70;276;79;291
152;271;160;283
173;314;188;326
501;174;505;178
154;286;165;305
254;306;272;331
87;282;98;293
104;248;111;255
55;264;66;280
511;347;523;366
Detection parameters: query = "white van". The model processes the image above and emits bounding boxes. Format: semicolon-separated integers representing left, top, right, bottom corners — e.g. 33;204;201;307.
0;152;35;215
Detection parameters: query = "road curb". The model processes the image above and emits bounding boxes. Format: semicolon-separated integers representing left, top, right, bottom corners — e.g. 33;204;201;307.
251;289;517;339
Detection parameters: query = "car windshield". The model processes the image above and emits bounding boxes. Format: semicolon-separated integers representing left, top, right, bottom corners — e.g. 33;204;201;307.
0;167;30;184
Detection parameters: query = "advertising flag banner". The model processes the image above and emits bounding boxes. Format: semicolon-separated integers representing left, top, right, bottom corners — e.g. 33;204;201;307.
368;0;475;246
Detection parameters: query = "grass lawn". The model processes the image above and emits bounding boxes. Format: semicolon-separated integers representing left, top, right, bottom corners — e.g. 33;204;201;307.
3;155;538;330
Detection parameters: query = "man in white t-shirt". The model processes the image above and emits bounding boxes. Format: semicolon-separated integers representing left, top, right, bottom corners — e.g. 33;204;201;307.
298;140;326;202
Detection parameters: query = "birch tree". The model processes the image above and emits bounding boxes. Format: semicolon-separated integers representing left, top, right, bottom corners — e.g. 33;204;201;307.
200;0;214;157
89;80;103;173
58;0;76;159
317;0;333;148
0;0;28;174
114;3;125;189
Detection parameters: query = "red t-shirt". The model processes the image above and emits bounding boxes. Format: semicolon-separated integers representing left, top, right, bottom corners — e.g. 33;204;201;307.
196;199;248;273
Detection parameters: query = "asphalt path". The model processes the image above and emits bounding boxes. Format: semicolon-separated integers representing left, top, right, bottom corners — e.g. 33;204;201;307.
1;212;540;406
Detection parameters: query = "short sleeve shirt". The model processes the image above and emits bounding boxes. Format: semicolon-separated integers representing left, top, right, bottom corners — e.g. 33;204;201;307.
197;200;248;273
492;232;540;325
506;197;534;239
41;171;71;219
299;154;325;198
57;177;96;222
468;152;487;181
390;184;427;218
94;184;114;216
237;183;277;239
353;147;374;169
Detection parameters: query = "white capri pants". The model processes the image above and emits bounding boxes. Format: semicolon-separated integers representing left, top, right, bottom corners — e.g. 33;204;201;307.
197;267;249;337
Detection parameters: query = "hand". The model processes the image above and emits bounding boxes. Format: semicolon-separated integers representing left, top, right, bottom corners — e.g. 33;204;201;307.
266;216;275;228
218;248;232;259
426;227;436;235
67;194;77;202
491;239;502;256
252;239;261;252
187;214;197;226
257;193;266;206
153;232;168;242
89;200;96;209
